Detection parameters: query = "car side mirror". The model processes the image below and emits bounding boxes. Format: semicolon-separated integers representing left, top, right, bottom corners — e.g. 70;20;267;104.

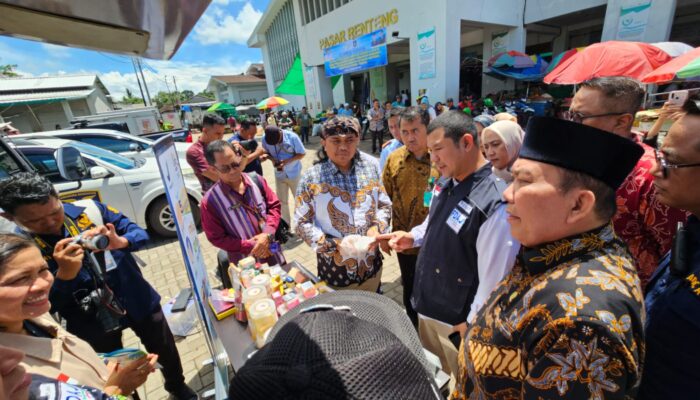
55;146;88;181
129;143;142;152
89;166;111;179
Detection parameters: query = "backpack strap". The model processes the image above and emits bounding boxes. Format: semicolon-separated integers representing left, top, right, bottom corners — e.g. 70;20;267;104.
247;172;267;203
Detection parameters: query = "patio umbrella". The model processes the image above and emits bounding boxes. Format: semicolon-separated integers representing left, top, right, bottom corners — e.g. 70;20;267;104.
650;42;694;58
546;47;585;74
207;102;236;112
488;55;550;82
641;46;700;83
488;51;535;69
543;41;673;84
256;96;289;109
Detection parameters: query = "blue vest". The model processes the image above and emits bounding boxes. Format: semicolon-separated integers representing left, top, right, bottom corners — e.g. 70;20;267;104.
412;165;505;325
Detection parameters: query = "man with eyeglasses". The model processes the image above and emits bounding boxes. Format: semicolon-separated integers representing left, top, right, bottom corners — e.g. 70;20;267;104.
200;140;286;266
568;77;689;287
639;96;700;398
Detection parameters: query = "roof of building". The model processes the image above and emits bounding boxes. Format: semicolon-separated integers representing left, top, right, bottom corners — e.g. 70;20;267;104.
210;75;267;84
0;89;95;107
246;63;266;77
0;74;105;92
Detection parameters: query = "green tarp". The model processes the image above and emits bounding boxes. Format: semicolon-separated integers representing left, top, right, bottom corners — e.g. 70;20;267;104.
275;54;341;96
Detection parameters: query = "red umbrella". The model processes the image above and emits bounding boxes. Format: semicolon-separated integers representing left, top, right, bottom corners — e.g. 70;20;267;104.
641;46;700;83
544;41;673;84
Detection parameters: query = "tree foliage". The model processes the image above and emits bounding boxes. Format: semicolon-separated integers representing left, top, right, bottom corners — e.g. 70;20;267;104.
1;64;19;77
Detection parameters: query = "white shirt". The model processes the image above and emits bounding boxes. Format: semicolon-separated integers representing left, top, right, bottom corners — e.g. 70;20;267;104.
410;200;519;326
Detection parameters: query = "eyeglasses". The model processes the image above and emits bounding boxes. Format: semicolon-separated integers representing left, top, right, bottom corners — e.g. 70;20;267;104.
565;110;628;124
654;149;700;178
215;161;242;173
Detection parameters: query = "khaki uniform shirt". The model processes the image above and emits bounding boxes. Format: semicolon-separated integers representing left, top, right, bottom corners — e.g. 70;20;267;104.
382;147;438;255
0;315;109;391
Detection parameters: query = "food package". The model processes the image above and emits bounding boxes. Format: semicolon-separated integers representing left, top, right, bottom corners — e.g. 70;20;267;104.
338;235;376;260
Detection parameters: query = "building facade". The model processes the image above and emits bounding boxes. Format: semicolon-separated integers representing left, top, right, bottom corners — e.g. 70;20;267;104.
207;64;270;106
249;0;700;115
0;75;114;133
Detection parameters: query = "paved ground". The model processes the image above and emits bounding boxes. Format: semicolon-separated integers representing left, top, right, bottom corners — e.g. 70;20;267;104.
126;132;405;399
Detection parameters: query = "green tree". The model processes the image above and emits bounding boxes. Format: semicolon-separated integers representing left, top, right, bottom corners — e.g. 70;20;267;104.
1;64;19;77
196;90;215;100
121;88;143;104
181;90;195;101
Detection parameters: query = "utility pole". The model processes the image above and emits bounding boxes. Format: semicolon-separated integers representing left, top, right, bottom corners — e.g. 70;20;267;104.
131;57;147;106
136;58;152;106
163;75;175;106
172;76;181;107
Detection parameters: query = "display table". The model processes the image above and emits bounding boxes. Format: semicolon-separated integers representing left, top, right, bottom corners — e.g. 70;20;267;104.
207;260;319;371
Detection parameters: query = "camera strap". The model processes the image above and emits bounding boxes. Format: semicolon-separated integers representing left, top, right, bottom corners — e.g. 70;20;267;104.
32;212;92;262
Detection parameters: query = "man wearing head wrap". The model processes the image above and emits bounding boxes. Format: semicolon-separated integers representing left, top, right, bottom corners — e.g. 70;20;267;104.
452;117;645;399
481;120;524;183
294;116;391;291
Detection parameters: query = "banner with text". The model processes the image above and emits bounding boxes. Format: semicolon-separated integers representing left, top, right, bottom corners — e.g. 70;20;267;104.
324;28;388;77
417;27;436;80
616;1;652;41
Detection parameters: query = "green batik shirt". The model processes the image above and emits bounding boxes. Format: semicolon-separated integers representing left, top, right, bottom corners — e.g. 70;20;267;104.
453;223;645;400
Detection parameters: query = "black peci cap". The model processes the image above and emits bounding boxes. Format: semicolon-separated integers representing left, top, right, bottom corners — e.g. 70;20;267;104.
520;117;644;189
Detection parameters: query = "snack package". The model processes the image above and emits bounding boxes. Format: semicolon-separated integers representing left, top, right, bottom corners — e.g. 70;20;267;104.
338;235;376;260
99;348;162;368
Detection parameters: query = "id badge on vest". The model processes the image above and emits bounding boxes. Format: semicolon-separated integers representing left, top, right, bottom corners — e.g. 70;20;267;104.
104;250;118;272
446;207;468;234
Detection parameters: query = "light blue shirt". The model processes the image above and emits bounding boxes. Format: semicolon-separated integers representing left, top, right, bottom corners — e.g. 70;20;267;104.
262;129;306;180
338;108;353;117
379;138;404;173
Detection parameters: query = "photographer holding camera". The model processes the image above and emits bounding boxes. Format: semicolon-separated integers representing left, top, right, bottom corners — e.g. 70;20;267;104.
0;173;197;400
229;118;265;175
262;125;305;230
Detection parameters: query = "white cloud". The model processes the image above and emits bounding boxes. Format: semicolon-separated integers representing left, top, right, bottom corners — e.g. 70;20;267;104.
193;2;263;45
212;0;246;5
97;58;254;100
40;43;72;59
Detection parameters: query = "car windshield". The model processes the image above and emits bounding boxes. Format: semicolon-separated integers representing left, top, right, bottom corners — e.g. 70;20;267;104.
69;141;137;169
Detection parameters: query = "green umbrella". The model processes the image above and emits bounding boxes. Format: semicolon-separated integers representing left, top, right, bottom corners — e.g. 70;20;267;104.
207;102;236;112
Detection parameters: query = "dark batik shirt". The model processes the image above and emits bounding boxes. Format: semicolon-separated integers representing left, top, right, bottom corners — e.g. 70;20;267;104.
453;223;644;400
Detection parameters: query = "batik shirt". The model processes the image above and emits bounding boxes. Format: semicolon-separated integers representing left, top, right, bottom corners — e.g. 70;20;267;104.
614;137;689;287
453;223;644;400
294;152;392;286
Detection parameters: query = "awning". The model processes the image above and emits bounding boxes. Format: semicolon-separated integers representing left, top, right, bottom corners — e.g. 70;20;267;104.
275;54;342;96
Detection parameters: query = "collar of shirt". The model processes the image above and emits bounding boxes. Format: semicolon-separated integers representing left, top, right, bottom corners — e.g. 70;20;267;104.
401;148;431;165
327;152;362;176
62;202;86;220
519;223;616;275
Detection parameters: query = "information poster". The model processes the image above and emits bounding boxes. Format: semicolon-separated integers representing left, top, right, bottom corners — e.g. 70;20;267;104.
324;28;388;77
491;31;508;56
153;135;229;399
417;27;436;80
616;1;652;41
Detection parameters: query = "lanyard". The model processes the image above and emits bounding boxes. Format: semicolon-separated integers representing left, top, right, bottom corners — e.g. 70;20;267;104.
224;184;265;233
33;215;87;262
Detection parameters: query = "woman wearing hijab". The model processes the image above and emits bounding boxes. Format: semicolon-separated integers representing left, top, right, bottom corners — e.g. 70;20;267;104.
481;120;524;182
473;114;495;157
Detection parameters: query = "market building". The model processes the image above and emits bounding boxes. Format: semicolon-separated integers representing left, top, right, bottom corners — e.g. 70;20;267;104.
248;0;700;114
0;74;114;133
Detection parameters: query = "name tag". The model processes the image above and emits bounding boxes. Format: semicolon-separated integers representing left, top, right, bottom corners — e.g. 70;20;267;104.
446;208;468;234
457;200;473;215
104;250;118;272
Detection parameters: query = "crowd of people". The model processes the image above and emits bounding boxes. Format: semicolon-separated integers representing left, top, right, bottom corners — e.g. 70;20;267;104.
1;73;699;399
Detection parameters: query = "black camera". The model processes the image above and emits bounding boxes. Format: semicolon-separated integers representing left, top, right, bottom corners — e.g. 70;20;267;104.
238;139;258;152
78;288;123;333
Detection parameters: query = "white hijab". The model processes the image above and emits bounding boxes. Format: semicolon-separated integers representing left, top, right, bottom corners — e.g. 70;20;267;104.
482;120;524;183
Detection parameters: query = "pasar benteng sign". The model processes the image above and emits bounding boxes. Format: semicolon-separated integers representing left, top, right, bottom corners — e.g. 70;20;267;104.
319;8;398;50
323;28;388;78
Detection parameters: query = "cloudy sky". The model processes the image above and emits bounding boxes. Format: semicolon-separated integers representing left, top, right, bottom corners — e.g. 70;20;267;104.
0;0;270;100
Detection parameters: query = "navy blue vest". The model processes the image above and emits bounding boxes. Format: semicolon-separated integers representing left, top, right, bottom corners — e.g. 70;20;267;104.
412;164;506;325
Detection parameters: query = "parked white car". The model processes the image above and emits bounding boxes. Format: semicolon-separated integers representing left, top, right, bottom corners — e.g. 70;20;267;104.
11;137;202;237
16;129;191;168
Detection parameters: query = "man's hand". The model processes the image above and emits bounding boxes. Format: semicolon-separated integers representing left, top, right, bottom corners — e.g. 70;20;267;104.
376;231;415;253
53;238;85;280
84;224;129;251
366;227;390;255
259;153;270;162
104;354;158;395
453;322;468;338
250;233;271;258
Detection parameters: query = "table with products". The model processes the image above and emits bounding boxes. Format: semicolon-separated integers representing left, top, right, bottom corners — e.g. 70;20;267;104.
206;259;327;371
